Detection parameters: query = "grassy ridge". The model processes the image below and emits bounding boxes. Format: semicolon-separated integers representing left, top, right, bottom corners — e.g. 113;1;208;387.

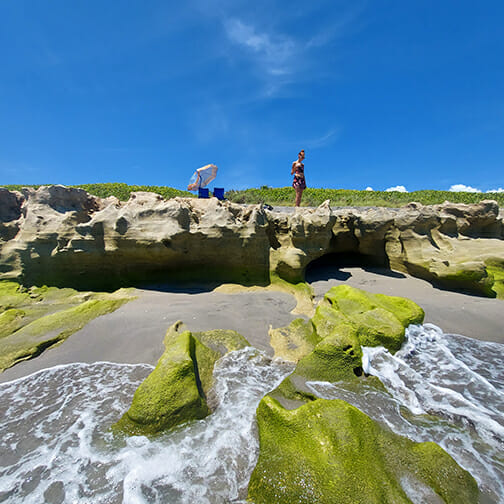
2;182;193;201
3;183;504;207
227;187;504;207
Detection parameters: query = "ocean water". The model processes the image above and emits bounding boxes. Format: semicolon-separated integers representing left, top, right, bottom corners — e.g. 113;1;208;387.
0;348;293;504
1;326;503;503
307;324;504;504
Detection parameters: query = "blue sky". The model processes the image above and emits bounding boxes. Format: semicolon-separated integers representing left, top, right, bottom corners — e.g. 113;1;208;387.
1;0;503;192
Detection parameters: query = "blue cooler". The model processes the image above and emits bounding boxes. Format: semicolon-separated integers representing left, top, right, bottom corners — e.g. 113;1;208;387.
198;188;209;198
213;188;225;200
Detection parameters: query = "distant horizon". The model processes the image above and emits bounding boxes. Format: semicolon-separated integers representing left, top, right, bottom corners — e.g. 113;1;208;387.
1;1;502;194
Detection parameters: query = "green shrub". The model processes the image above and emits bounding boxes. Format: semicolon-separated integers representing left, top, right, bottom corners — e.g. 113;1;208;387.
2;183;503;207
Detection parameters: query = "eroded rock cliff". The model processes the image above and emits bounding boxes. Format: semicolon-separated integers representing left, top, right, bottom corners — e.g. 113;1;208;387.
1;185;504;296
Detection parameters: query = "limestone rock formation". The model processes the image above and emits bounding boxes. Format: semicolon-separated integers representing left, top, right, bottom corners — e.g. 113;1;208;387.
248;396;478;504
270;285;424;406
1;185;504;297
250;286;477;502
113;321;250;436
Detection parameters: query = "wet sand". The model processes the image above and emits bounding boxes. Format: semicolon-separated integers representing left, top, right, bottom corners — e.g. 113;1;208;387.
1;268;503;383
0;289;298;383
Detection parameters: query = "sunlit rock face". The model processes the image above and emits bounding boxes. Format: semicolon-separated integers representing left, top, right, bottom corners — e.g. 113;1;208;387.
0;186;272;288
1;186;503;296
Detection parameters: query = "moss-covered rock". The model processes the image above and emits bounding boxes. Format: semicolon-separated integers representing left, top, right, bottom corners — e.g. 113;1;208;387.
371;292;425;327
269;318;320;361
432;260;496;297
352;307;406;352
269;285;424;406
0;281;31;310
268;273;315;316
294;331;363;383
0;283;135;371
192;328;250;355
322;285;424;352
114;329;220;436
0;309;26;339
114;322;251;436
486;261;504;299
248;396;479;504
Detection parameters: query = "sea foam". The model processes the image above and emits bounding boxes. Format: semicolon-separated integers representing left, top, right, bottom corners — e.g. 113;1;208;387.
307;324;504;504
0;349;293;504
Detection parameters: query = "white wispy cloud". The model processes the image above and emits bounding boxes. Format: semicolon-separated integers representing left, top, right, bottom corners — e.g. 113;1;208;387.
222;5;364;97
365;186;373;191
385;185;408;193
486;187;504;193
449;184;482;193
301;128;341;149
306;3;366;49
224;19;297;78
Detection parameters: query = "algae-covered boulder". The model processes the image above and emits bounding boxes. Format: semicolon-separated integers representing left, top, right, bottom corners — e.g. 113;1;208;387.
431;260;496;297
191;328;250;355
114;322;250;436
114;329;220;435
269;285;424;406
322;285;424;352
248;396;479;504
485;260;504;299
269;318;320;362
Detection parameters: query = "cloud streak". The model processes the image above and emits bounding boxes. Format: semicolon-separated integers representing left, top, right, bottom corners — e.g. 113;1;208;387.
224;18;297;82
222;4;365;97
301;128;341;149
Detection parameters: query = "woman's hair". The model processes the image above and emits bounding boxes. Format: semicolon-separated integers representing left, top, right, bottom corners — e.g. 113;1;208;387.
298;149;305;156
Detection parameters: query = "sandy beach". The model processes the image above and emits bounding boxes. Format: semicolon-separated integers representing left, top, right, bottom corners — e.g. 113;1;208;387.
1;267;503;383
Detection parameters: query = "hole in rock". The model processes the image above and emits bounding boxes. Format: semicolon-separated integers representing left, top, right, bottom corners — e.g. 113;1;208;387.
305;252;406;284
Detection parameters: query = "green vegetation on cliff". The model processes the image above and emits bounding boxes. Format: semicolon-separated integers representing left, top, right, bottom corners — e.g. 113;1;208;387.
248;396;478;504
3;182;193;201
226;186;504;207
3;183;504;207
0;281;135;371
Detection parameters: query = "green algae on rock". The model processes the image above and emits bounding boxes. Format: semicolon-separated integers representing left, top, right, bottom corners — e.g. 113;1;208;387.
114;329;220;436
248;396;479;504
114;322;251;436
0;281;135;372
192;328;250;355
268;285;424;407
485;260;504;299
269;318;320;362
322;285;424;352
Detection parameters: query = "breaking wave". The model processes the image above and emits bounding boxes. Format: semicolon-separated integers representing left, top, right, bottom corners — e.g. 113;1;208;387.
0;349;293;504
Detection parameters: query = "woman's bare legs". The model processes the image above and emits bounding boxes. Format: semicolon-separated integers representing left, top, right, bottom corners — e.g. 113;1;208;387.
295;187;303;207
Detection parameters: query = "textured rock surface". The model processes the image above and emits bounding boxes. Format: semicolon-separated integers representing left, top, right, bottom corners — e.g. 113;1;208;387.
0;280;134;372
270;285;424;406
248;396;479;504
113;321;250;436
1;186;504;296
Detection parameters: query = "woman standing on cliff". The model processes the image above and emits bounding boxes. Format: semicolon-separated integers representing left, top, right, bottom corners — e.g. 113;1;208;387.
291;149;306;207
